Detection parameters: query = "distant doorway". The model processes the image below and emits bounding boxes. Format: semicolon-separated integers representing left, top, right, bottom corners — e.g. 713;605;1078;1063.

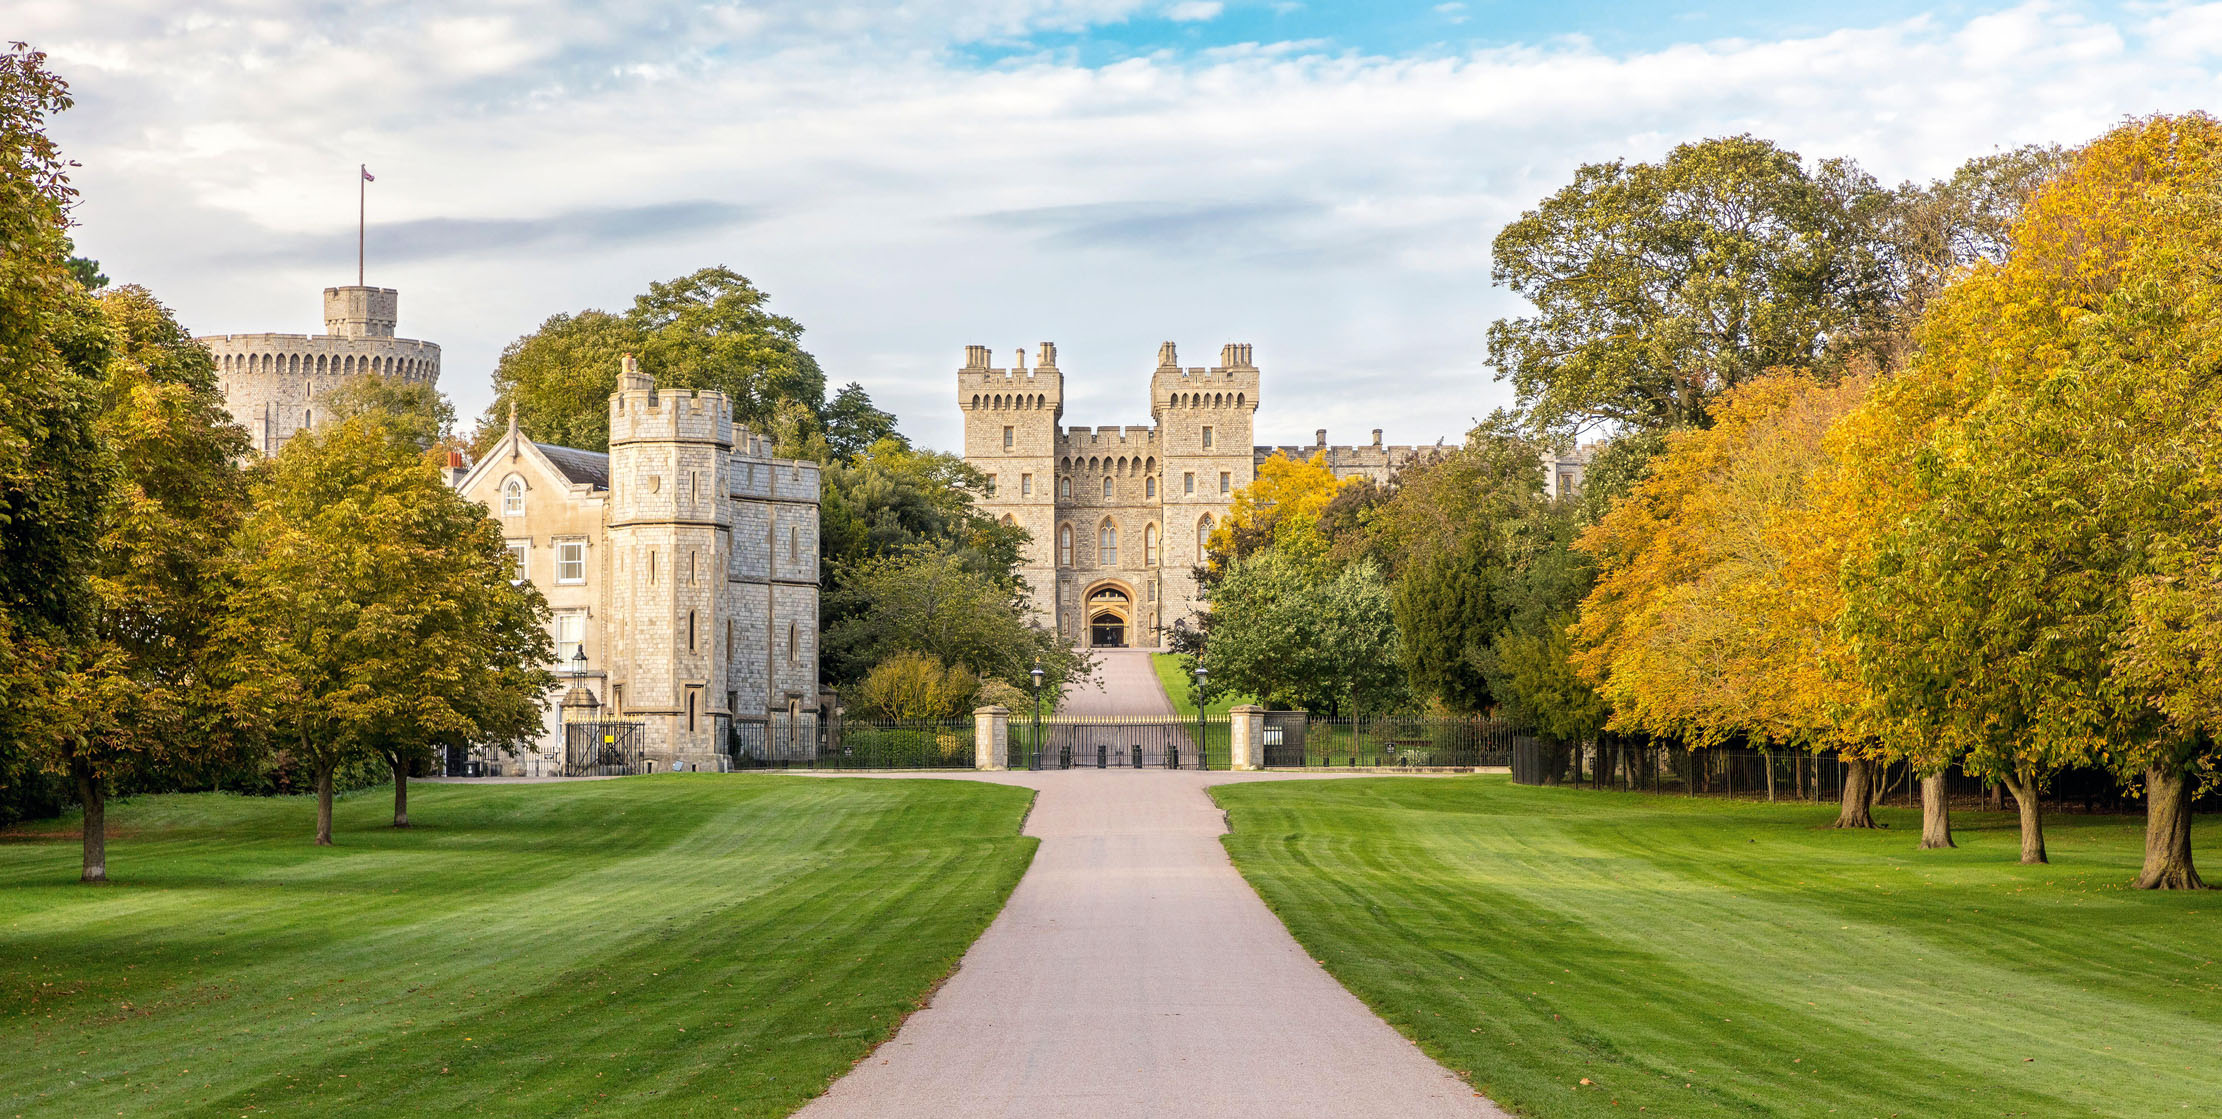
1090;613;1127;648
1084;584;1133;648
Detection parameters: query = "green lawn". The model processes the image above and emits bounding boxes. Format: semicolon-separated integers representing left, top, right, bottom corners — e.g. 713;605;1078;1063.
1214;776;2222;1119
1150;652;1257;720
0;775;1036;1118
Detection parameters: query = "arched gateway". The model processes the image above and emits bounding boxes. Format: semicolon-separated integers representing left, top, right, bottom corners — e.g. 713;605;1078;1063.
1084;583;1133;648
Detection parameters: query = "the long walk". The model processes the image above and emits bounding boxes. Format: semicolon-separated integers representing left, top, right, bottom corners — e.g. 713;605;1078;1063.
797;652;1506;1118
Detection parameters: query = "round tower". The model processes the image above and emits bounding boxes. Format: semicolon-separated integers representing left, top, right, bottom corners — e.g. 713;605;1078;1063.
198;285;441;456
605;355;735;769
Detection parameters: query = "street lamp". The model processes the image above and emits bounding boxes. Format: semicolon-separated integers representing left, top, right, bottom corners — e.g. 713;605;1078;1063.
1029;661;1044;771
1193;663;1208;770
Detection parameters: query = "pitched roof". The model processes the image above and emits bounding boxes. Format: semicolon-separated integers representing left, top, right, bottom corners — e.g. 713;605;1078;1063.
535;442;609;489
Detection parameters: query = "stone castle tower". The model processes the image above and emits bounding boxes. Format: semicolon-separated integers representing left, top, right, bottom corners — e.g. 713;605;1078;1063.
961;341;1257;649
605;356;734;762
198;285;442;455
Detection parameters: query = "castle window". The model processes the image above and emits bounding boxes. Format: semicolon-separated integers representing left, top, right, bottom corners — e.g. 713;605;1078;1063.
1003;425;1014;450
1198;514;1214;557
1220;471;1231;494
556;540;586;584
787;622;798;663
303;409;312;430
1144;524;1158;566
1021;473;1033;496
1202;426;1214;449
555;611;584;663
502;479;525;516
688;610;697;652
1059;477;1071;499
1099;521;1118;566
1183;472;1195;495
687;689;697;733
506;541;529;583
649;550;657;585
986;474;998;497
1146;476;1156;498
1059;525;1073;567
1102;476;1114;499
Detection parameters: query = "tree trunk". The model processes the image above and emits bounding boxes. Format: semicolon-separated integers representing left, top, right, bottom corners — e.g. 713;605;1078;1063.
1832;757;1879;828
315;763;336;847
1918;770;1955;849
73;759;108;884
1765;755;1777;803
2000;768;2046;864
2135;766;2205;889
390;754;410;829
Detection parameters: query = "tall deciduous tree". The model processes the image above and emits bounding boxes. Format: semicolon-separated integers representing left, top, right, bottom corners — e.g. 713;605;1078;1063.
823;546;1088;701
1198;551;1405;716
1489;135;1891;435
0;44;120;871
478;267;848;456
215;416;555;843
39;287;254;882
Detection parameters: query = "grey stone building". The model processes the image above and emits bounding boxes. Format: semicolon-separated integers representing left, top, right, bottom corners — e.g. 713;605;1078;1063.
458;356;822;773
198;285;442;456
962;341;1595;650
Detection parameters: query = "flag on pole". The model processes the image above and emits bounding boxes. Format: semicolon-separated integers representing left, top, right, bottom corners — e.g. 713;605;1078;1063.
361;166;375;182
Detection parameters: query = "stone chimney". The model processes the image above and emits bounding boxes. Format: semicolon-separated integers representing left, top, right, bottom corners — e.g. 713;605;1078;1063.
1315;428;1327;447
1372;429;1382;447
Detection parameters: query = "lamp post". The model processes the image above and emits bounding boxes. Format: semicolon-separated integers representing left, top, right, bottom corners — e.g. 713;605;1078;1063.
1029;661;1044;771
1193;663;1208;770
558;647;600;777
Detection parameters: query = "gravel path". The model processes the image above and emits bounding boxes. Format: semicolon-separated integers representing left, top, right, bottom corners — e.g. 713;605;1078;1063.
794;767;1509;1119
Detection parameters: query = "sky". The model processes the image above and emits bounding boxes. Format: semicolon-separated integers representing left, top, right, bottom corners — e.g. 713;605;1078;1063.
22;0;2222;453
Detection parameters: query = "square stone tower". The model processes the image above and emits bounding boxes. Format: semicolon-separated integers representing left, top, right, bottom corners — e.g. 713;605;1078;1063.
961;343;1064;627
1151;342;1258;629
605;356;734;768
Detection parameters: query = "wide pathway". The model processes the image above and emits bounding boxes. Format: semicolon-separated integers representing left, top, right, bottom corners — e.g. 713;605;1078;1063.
1059;648;1179;717
795;765;1509;1119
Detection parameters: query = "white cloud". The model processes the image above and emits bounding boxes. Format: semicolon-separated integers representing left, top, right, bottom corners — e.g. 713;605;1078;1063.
1165;1;1225;21
23;1;2222;452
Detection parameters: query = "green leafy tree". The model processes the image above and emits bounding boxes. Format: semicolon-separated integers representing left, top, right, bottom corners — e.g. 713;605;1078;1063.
823;382;904;462
825;547;1088;703
1489;135;1891;435
215;416;555;843
0;44;118;860
1197;552;1405;715
820;439;1025;590
478;267;837;454
34;286;254;882
319;373;455;453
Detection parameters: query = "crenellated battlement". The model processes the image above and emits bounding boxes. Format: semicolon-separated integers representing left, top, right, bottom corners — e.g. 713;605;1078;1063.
608;356;734;449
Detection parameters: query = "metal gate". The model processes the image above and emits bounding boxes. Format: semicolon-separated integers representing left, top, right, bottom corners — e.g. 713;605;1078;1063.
564;719;646;776
1261;711;1308;767
1028;718;1206;770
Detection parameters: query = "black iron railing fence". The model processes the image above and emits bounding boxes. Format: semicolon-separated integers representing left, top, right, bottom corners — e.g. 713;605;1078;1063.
1509;735;2222;811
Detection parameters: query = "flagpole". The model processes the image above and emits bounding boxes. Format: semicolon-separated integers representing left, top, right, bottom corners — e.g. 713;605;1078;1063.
358;164;365;286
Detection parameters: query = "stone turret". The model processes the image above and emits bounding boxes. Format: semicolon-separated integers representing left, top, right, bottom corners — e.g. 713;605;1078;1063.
199;284;441;456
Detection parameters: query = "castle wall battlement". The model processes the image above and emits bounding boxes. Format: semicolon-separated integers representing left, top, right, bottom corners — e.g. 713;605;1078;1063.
199;287;444;456
609;386;735;448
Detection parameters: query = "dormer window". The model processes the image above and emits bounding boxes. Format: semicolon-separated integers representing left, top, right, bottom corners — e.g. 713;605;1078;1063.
502;479;525;516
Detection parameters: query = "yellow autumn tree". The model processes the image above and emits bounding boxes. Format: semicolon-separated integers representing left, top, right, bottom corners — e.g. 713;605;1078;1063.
1203;452;1350;571
1571;371;1873;815
1844;113;2222;882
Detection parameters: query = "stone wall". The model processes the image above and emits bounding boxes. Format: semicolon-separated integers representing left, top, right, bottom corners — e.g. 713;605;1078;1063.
199;285;441;456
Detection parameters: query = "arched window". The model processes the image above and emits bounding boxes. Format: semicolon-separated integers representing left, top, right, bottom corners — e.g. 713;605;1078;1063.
1144;524;1158;566
1059;524;1073;567
1145;476;1156;498
1198;514;1214;557
787;621;798;663
1058;477;1071;499
502;478;525;516
303;409;312;429
1099;521;1118;566
1102;476;1114;499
